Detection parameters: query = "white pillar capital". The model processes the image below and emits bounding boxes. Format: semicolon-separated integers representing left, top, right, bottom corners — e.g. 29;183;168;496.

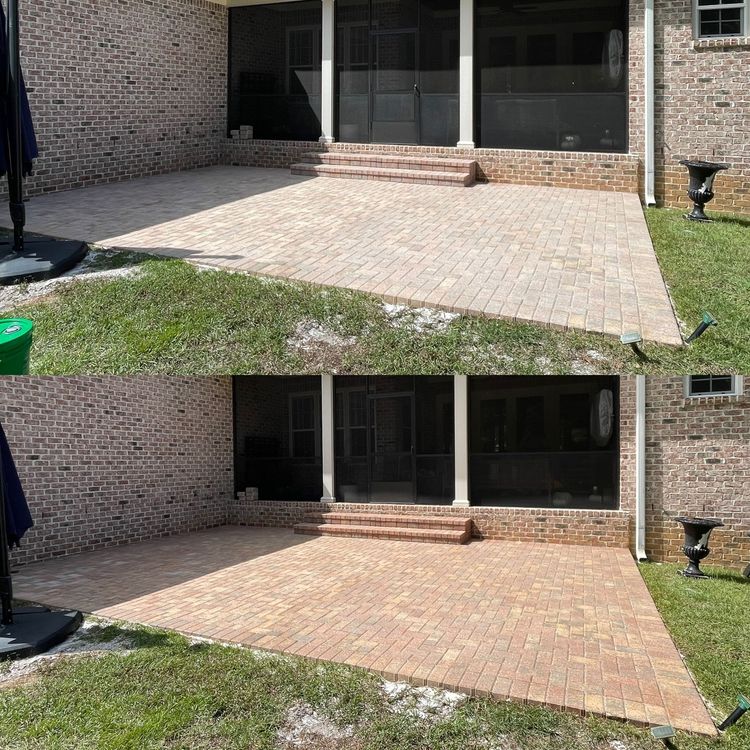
457;0;474;149
453;375;470;507
320;0;336;144
320;374;336;501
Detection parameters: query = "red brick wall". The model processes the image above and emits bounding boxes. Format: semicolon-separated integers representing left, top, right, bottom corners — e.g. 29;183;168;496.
231;495;633;548
644;377;750;568
0;376;234;566
16;0;227;198
652;1;750;213
225;140;641;193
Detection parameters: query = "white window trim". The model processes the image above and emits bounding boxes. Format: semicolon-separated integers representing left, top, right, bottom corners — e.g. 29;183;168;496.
336;21;369;70
288;391;322;457
335;386;367;457
286;24;321;95
693;0;749;39
684;375;744;398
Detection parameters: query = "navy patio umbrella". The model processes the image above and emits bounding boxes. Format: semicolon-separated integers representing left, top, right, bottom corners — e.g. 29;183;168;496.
0;4;37;180
0;418;81;658
0;421;32;548
0;0;86;284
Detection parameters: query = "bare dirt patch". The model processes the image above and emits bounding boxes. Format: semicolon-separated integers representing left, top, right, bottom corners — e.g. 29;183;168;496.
382;303;460;333
381;681;466;722
277;702;356;749
286;319;359;370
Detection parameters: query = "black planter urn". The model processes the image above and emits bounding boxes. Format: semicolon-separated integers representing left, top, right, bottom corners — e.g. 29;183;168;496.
679;160;729;222
675;516;724;578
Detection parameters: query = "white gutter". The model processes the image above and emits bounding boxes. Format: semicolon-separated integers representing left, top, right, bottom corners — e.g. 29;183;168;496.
644;0;656;206
635;375;648;560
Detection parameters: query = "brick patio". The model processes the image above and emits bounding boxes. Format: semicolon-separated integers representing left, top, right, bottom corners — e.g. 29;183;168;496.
20;166;682;345
13;527;714;734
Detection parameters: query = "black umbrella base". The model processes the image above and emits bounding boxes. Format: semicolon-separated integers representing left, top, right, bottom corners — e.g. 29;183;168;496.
0;239;87;285
0;606;82;660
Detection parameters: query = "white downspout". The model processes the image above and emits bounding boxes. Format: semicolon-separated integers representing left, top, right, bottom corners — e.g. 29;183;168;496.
644;0;656;206
635;375;648;560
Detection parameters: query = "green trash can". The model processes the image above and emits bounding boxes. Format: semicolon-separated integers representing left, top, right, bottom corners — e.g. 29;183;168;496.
0;318;34;375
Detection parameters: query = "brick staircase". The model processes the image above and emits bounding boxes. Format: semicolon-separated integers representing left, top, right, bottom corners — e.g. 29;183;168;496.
290;152;477;187
293;511;472;544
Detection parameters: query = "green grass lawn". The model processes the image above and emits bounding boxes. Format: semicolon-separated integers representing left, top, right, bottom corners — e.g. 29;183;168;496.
0;562;747;749
639;562;750;744
2;207;748;374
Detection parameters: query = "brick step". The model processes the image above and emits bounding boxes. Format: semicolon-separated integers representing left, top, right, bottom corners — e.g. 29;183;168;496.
290;162;474;187
300;151;477;176
294;522;470;544
303;511;471;534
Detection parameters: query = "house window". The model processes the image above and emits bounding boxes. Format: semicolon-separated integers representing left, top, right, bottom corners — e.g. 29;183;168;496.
287;26;322;94
685;375;743;397
335;388;367;456
289;393;321;457
349;25;369;66
695;0;748;38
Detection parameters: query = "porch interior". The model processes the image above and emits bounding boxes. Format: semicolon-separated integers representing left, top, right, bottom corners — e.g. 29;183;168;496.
229;0;629;154
235;375;621;510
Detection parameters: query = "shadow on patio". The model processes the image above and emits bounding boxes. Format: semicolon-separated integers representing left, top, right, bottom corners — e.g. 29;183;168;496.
26;168;316;239
13;526;312;611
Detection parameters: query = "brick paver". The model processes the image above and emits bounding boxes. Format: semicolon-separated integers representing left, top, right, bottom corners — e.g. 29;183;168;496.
13;527;714;734
20;167;681;345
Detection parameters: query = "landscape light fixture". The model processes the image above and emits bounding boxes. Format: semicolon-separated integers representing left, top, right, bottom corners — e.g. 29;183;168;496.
650;725;676;747
718;695;750;732
620;332;646;359
686;312;717;344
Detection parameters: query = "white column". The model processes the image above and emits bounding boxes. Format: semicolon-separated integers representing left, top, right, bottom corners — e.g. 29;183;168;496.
320;0;336;143
321;374;336;501
453;375;470;506
457;0;474;148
